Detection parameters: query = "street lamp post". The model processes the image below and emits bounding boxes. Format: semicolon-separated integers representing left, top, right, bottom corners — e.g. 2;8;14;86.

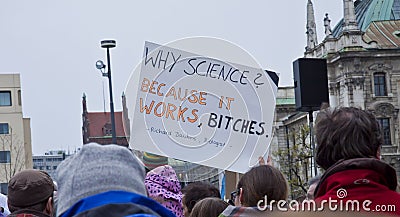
96;40;117;144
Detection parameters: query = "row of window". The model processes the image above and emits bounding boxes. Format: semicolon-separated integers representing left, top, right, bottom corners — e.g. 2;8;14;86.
46;157;63;162
33;166;57;170
0;90;17;138
33;157;63;162
337;72;389;96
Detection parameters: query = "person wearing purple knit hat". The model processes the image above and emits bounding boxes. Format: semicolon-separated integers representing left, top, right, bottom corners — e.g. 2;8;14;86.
145;165;184;217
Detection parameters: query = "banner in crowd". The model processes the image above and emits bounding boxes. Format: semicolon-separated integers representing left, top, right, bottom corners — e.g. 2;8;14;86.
124;40;278;173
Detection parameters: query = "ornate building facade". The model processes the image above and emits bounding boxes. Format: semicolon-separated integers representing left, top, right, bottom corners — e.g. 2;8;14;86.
272;2;400;197
304;0;400;175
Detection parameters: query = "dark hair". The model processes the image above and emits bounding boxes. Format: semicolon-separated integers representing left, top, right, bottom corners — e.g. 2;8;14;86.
237;165;288;207
189;197;228;217
315;107;383;170
182;182;220;214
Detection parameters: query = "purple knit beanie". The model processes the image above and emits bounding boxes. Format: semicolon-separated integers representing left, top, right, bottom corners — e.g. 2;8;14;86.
145;165;183;217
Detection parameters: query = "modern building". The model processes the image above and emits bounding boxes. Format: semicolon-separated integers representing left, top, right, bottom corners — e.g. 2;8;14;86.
33;150;75;179
0;73;32;194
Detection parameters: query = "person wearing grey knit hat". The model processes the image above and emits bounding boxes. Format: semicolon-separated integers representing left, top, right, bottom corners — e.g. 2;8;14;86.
55;143;175;217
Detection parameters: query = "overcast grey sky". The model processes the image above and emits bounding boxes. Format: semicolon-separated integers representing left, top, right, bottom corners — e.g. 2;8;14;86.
0;1;342;155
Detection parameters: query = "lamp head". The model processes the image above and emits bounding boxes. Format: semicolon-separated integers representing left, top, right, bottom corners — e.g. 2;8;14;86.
100;40;116;48
96;60;105;70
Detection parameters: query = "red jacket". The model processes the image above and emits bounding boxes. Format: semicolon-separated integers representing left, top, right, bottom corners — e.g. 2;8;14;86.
315;158;400;216
8;209;51;217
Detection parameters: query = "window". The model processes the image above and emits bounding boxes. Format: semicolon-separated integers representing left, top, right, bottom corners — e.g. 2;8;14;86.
0;91;11;106
53;166;57;170
39;166;43;170
0;123;9;134
394;30;400;38
46;166;51;170
0;151;10;163
103;123;112;136
1;183;7;195
18;90;22;106
374;73;387;96
378;118;391;145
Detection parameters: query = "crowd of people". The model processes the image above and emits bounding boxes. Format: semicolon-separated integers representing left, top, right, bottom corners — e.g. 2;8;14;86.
1;106;400;216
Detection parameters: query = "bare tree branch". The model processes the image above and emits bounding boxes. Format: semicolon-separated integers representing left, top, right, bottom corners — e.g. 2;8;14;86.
0;126;26;183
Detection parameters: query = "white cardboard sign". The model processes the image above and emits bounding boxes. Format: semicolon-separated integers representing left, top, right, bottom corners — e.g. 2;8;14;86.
125;41;278;173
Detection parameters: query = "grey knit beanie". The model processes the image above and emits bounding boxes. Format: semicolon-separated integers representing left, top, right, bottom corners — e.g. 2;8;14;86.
55;143;146;216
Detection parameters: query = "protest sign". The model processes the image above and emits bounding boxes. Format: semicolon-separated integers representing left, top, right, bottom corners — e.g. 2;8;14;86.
124;39;278;173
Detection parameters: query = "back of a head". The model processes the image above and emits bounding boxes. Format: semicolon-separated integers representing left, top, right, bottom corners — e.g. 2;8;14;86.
145;165;182;200
182;182;221;215
145;165;183;217
55;143;147;216
315;107;383;170
189;197;228;217
237;165;288;207
7;169;54;213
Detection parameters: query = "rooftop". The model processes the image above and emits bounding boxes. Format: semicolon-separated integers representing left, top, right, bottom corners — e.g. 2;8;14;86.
332;0;400;37
276;98;295;105
86;112;126;137
363;20;400;48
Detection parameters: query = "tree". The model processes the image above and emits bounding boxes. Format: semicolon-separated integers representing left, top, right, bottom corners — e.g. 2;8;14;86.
0;126;25;184
273;124;313;200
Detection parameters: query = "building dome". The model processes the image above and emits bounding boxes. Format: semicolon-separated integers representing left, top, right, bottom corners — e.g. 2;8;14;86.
332;0;400;37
